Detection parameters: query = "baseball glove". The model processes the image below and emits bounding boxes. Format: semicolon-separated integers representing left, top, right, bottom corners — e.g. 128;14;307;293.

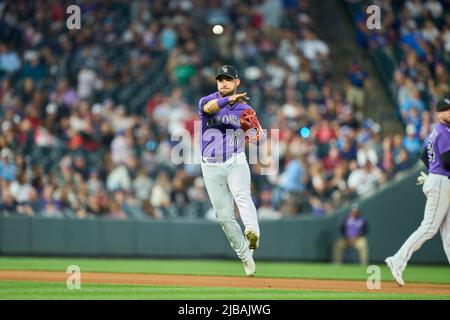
240;108;263;142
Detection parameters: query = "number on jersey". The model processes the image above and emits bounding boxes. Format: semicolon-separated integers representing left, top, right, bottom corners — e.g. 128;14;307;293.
427;140;435;163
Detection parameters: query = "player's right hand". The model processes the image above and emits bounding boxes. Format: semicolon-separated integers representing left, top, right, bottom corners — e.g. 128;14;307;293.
416;171;427;185
229;92;250;105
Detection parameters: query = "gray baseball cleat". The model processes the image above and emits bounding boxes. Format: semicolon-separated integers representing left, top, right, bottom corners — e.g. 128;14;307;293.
243;256;256;277
385;257;405;287
245;230;259;250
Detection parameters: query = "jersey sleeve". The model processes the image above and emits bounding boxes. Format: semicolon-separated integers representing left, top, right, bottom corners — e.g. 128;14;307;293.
198;95;215;114
238;103;254;112
436;127;450;154
420;146;429;169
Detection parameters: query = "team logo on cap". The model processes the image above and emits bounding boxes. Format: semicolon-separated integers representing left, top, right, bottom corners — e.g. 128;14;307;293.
445;98;450;104
222;66;228;73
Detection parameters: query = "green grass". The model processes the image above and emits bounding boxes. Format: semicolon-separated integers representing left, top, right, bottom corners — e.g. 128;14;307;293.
0;256;449;284
0;257;449;300
0;281;448;300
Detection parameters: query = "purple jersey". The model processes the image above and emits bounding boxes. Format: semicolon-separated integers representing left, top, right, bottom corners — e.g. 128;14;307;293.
198;92;254;159
344;216;367;239
426;123;450;177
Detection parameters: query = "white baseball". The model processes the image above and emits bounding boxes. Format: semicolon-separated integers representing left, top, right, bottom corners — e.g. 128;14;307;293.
212;25;224;35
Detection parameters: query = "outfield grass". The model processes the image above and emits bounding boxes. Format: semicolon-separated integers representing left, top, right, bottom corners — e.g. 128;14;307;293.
0;281;448;300
0;256;448;284
0;257;448;300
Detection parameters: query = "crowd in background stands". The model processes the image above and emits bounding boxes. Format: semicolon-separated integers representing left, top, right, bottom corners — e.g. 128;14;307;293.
346;0;450;153
0;0;426;220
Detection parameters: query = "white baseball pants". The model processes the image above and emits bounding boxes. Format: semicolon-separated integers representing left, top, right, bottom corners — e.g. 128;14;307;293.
391;173;450;270
201;152;260;262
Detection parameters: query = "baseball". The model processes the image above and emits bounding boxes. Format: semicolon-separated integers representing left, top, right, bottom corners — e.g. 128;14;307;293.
212;24;224;35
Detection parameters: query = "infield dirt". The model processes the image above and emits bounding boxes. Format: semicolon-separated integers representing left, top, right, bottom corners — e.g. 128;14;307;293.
1;270;449;295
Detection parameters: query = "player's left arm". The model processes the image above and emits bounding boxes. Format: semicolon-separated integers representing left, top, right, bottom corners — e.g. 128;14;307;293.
420;146;429;169
417;144;430;185
440;150;450;170
437;130;450;170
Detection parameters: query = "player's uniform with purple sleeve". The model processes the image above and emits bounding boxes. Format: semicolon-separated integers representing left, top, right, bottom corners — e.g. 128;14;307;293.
198;92;260;264
389;123;450;272
427;123;450;177
199;92;265;161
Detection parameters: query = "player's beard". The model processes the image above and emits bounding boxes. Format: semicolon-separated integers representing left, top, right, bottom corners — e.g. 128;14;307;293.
219;87;236;97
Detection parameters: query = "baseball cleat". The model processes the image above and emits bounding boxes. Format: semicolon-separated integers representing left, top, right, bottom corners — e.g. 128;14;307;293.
245;230;259;250
243;256;256;277
385;257;405;287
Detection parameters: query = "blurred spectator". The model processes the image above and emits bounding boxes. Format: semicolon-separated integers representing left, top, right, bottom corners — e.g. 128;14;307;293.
258;0;283;28
49;78;78;108
170;169;189;217
10;172;37;216
109;199;128;220
0;148;16;181
132;168;153;202
111;129;135;165
186;176;210;218
345;62;368;112
393;148;413;176
381;136;395;178
151;171;172;217
0;43;21;75
85;191;109;217
22;51;46;81
323;144;343;173
73;154;89;180
402;124;422;157
0;184;17;215
278;154;305;194
39;185;63;218
347;161;385;197
328;162;350;201
419;110;432;141
86;170;104;194
77;65;102;100
298;29;330;61
257;187;281;220
53;184;79;217
333;203;369;265
309;196;329;218
107;164;131;192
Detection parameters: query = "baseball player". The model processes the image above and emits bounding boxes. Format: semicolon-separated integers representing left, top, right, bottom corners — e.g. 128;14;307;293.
198;65;266;277
385;98;450;286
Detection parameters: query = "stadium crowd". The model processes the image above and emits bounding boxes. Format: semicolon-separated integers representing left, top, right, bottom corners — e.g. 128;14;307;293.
0;0;430;220
345;0;449;147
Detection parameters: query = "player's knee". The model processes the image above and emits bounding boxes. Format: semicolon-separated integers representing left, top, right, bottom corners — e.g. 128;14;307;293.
420;224;440;239
232;192;252;207
216;213;235;225
427;228;440;238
